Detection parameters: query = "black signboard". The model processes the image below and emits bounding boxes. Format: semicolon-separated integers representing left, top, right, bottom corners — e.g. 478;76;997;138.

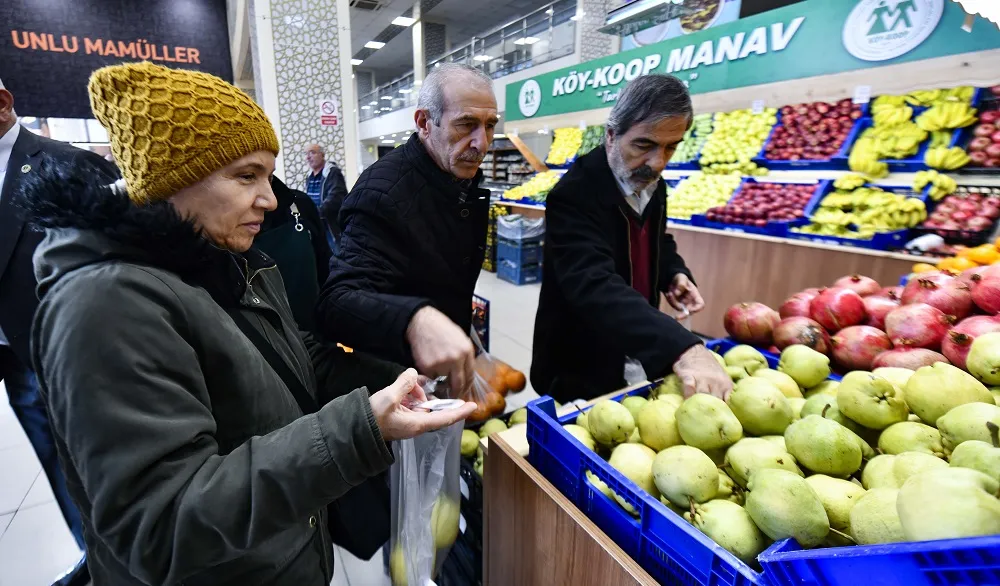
1;0;232;119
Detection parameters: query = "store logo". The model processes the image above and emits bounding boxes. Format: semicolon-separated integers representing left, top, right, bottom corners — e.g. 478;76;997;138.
843;0;943;61
518;80;542;118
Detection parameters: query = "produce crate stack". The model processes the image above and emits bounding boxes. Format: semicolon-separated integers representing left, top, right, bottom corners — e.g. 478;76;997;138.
496;215;545;285
482;204;508;273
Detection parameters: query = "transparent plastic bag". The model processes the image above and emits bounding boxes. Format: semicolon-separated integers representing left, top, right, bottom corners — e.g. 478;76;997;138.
427;328;500;421
388;419;463;586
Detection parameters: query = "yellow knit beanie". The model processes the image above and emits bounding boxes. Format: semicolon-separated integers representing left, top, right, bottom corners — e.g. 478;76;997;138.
88;62;279;204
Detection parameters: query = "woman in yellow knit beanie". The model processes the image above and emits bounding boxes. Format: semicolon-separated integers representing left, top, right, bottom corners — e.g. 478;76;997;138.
19;62;475;585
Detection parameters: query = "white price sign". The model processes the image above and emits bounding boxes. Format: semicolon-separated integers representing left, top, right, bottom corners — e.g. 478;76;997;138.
853;85;872;105
751;100;765;114
579;120;587;130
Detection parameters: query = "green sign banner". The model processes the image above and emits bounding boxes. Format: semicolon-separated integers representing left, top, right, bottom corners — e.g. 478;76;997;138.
507;0;1000;121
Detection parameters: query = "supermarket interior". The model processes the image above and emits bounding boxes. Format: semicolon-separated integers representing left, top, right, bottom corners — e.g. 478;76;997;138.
4;0;1000;585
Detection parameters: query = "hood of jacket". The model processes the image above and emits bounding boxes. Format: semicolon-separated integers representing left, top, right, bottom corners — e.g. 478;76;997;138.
18;155;267;303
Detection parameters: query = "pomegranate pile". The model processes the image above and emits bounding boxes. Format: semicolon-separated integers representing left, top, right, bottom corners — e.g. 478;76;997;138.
723;270;1000;379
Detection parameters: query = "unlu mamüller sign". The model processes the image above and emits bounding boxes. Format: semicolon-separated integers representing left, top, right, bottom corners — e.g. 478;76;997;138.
1;0;232;119
9;31;202;63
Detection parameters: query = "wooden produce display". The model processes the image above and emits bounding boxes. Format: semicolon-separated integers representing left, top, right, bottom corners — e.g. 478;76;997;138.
483;433;657;586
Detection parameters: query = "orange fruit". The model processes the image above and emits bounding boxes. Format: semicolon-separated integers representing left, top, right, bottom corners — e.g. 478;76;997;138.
489;374;508;395
495;362;512;378
486;391;506;415
468;401;492;422
911;262;937;273
505;370;526;393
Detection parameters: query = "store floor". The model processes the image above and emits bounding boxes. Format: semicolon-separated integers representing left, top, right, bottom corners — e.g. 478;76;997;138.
0;270;541;585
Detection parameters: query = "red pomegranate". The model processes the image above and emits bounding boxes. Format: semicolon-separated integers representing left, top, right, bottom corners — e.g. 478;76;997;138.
863;295;901;330
809;288;867;333
941;315;1000;370
900;275;973;319
833;274;882;297
884;303;955;349
831;326;893;372
901;271;956;304
724;302;780;346
779;292;818;319
773;317;832;354
871;348;950;370
959;265;991;287
972;277;1000;315
879;286;904;301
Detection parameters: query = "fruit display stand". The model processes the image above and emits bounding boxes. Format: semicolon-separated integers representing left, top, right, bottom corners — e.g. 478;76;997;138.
482;389;661;586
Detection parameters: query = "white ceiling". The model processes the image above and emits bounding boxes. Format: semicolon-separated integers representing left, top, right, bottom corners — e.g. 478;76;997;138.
351;0;562;84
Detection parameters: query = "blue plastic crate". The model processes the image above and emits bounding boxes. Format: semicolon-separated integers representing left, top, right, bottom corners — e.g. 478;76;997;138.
753;104;869;171
690;179;832;237
525;391;772;586
497;259;541;285
832;117;933;172
759;534;1000;586
496;238;542;266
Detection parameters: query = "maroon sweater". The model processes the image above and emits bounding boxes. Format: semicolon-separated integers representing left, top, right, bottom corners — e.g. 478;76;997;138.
627;213;653;302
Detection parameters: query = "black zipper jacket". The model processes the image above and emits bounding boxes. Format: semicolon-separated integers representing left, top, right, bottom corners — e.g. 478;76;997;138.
531;146;702;402
316;133;490;366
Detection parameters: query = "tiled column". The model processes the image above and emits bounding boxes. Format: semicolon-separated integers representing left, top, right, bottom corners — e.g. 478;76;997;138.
577;0;616;62
248;0;359;185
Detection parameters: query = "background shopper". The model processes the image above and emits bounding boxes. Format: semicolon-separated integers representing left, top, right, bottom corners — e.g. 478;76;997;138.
304;143;348;251
0;77;117;586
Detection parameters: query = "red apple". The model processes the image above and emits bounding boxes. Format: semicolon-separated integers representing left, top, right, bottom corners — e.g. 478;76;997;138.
987;143;1000;158
991;86;1000;97
969;216;994;231
971;137;993;152
987;159;1000;168
992;131;1000;144
975;124;997;137
970;151;990;166
952;210;973;222
981;110;1000;124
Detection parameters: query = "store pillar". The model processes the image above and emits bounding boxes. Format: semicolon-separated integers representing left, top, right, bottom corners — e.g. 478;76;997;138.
575;0;618;62
412;0;426;87
248;0;359;186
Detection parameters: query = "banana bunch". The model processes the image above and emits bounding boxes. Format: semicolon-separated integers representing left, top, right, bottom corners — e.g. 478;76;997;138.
801;187;927;237
872;95;908;110
913;170;958;201
848;136;889;178
915;101;978;131
925;146;971;170
502;171;561;202
833;174;868;191
873;105;914;127
546;128;584;166
929;130;952;149
872;122;929;158
904;86;976;107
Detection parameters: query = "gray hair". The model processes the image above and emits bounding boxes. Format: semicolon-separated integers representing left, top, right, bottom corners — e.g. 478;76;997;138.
417;63;494;125
607;75;692;136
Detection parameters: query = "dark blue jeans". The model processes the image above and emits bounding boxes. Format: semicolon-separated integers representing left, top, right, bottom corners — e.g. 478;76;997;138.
0;345;85;550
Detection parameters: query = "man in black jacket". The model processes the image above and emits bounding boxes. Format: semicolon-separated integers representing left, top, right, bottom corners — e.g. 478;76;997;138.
0;80;117;585
532;75;732;403
317;63;497;393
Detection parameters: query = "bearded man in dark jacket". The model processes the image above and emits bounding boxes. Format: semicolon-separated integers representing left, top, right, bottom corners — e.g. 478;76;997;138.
316;63;498;394
532;75;733;403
